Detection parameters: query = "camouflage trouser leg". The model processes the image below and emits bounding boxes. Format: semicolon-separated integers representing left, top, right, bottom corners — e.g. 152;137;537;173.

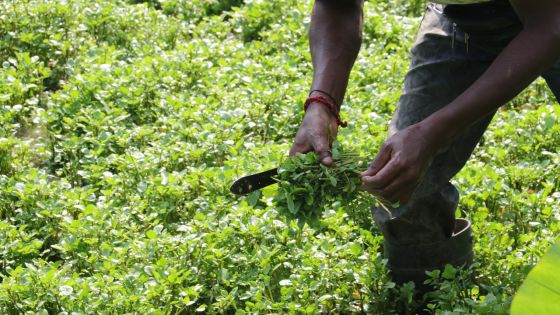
373;1;560;246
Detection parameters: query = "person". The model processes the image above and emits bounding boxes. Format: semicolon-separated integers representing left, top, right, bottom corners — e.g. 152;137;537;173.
290;0;560;298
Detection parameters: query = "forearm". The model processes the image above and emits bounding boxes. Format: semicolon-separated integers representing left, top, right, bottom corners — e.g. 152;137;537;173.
309;0;363;105
425;1;560;147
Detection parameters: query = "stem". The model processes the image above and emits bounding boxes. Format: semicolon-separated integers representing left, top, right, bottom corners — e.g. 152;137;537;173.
377;202;394;219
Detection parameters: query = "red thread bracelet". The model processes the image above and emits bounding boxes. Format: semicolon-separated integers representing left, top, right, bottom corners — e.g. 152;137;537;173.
309;89;337;105
304;95;348;128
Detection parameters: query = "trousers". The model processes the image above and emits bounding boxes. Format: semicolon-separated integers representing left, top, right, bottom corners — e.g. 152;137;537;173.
372;1;560;246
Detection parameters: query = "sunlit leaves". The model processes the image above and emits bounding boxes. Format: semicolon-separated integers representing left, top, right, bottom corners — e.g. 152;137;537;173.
0;0;558;313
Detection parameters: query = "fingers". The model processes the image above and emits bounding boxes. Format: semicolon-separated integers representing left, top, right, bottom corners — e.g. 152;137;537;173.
290;103;339;165
289;129;332;165
361;143;391;177
363;161;421;204
289;140;311;157
361;156;400;190
311;136;333;166
289;130;333;165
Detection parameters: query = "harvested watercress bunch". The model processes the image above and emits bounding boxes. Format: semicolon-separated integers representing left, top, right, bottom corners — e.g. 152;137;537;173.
274;141;374;226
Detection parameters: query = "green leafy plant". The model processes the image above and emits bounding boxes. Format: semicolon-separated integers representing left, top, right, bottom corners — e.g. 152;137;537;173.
0;0;558;313
274;141;377;227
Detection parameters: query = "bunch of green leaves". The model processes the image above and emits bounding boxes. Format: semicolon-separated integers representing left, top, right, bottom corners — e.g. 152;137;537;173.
274;141;376;226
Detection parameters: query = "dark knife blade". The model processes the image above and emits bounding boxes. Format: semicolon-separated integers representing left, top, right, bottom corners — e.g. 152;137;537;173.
230;168;278;195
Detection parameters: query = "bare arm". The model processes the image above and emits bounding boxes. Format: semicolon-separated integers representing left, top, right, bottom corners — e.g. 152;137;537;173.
362;0;560;204
290;0;363;165
309;0;363;105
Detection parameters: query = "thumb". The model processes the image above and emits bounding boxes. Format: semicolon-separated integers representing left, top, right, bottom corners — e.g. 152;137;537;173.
362;143;391;177
312;137;333;166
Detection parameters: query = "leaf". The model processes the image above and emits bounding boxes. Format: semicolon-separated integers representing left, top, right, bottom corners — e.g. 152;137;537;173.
331;141;340;159
329;175;337;187
286;193;296;214
442;264;456;280
279;279;292;286
510;241;560;315
146;230;158;239
247;190;261;207
59;285;73;296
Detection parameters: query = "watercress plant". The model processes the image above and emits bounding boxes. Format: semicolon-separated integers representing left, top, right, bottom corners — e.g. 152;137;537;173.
274;141;376;227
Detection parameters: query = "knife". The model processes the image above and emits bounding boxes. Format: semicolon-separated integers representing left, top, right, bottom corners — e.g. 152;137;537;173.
230;168;278;195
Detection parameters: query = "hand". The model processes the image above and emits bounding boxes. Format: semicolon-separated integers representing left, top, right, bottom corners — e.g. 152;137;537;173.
361;122;441;204
289;101;338;165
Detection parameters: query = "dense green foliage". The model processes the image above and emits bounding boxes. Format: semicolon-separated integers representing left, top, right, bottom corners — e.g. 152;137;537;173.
0;0;559;313
274;142;375;228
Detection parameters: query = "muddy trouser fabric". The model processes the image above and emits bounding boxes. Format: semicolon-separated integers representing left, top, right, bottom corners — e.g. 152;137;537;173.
372;1;560;247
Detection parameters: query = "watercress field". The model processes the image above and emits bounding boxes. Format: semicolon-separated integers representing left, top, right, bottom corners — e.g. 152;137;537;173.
1;0;559;313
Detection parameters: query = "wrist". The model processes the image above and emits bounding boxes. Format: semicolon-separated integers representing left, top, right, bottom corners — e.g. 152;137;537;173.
305;101;338;124
304;95;347;127
309;90;340;110
419;110;461;151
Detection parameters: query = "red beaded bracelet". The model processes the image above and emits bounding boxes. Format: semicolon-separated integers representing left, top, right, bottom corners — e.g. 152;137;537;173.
304;95;348;128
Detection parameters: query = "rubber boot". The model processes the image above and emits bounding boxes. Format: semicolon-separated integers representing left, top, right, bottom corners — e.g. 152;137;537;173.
385;218;473;314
